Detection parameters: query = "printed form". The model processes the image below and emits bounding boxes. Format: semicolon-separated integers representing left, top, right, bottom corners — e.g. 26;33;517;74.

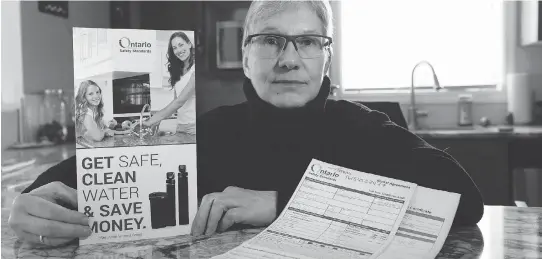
213;159;417;259
377;186;460;259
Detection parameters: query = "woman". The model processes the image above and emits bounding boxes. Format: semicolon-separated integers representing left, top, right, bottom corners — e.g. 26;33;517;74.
142;31;196;135
74;80;114;142
9;0;484;247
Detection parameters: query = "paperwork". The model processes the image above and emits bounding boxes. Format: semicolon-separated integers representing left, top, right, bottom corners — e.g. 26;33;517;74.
212;159;460;259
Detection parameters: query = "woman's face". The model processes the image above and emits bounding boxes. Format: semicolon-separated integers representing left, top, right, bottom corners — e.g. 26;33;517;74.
243;5;330;108
85;85;102;107
171;37;191;62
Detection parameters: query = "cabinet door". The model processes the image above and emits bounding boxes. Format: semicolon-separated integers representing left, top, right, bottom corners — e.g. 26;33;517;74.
425;138;511;206
140;2;201;30
111;2;132;29
161;44;170;81
201;1;250;78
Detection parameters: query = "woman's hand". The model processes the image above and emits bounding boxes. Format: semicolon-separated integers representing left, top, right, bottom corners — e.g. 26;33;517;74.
142;120;153;128
8;182;91;246
104;129;114;137
191;187;277;236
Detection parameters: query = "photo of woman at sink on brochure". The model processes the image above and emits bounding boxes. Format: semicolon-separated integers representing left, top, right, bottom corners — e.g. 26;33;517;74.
74;30;197;149
140;31;196;135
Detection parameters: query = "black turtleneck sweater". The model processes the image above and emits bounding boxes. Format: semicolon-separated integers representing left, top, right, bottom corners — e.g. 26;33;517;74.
23;76;484;226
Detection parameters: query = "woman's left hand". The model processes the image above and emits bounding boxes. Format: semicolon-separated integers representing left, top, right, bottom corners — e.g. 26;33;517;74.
191;187;277;236
107;119;118;129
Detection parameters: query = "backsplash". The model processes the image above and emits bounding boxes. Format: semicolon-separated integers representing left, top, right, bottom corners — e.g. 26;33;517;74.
398;103;508;129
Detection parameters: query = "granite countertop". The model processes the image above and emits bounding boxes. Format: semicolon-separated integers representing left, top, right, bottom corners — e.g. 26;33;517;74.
3;205;542;258
413;125;542;138
3;143;542;258
76;132;196;149
2;144;76;207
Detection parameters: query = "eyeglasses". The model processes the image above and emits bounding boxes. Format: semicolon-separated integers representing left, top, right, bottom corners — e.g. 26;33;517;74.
244;34;333;59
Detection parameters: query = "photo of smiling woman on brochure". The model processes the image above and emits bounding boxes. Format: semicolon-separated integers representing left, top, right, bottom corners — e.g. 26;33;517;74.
141;31;196;135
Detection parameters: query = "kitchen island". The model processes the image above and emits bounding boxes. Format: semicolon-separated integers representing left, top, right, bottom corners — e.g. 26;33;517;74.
414;126;542;207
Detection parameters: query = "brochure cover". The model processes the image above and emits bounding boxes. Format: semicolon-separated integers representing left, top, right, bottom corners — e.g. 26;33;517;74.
72;28;197;245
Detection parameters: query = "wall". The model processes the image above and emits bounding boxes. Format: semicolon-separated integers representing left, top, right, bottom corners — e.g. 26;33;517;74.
513;2;542;76
2;1;24;110
196;76;246;116
1;1;111;147
1;1;24;149
20;1;110;94
511;1;542;102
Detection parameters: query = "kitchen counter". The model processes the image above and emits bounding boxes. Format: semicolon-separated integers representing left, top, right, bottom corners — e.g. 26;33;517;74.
76;132;196;149
2;205;542;258
413;125;542;139
2;144;76;207
2;144;542;258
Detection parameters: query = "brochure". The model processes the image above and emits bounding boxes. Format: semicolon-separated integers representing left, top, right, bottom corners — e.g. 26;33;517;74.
73;28;197;245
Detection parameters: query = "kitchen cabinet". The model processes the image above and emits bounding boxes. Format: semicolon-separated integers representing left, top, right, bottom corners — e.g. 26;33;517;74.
423;138;512;206
521;1;542;46
73;28;112;73
148;41;170;89
423;133;542;207
200;1;250;78
138;2;200;31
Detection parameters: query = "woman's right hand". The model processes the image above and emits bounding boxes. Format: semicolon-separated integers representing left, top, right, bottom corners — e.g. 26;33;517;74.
8;182;91;246
142;120;153;128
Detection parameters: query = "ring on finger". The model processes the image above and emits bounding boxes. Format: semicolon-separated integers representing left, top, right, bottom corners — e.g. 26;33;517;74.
39;235;46;244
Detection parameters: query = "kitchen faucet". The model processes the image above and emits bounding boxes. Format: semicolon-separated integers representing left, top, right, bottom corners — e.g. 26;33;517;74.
140;104;151;139
409;61;443;130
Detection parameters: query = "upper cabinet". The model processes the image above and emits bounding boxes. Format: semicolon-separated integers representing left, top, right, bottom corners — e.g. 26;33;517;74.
73;28;112;70
521;1;542;46
200;1;250;78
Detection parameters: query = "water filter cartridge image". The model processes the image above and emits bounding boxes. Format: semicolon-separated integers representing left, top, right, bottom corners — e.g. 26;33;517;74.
166;172;176;226
178;165;189;225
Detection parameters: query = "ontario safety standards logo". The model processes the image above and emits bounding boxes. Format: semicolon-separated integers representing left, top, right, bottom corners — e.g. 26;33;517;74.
119;37;152;54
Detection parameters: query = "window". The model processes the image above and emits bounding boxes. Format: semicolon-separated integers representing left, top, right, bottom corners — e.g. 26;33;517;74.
341;0;503;92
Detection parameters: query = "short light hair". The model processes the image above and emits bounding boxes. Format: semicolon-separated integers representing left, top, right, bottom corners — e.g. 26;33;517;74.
242;0;334;52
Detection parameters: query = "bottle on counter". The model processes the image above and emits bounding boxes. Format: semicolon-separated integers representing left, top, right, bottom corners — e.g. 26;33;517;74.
38;89;67;143
458;94;473;127
57;89;68;142
43;89;55;124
